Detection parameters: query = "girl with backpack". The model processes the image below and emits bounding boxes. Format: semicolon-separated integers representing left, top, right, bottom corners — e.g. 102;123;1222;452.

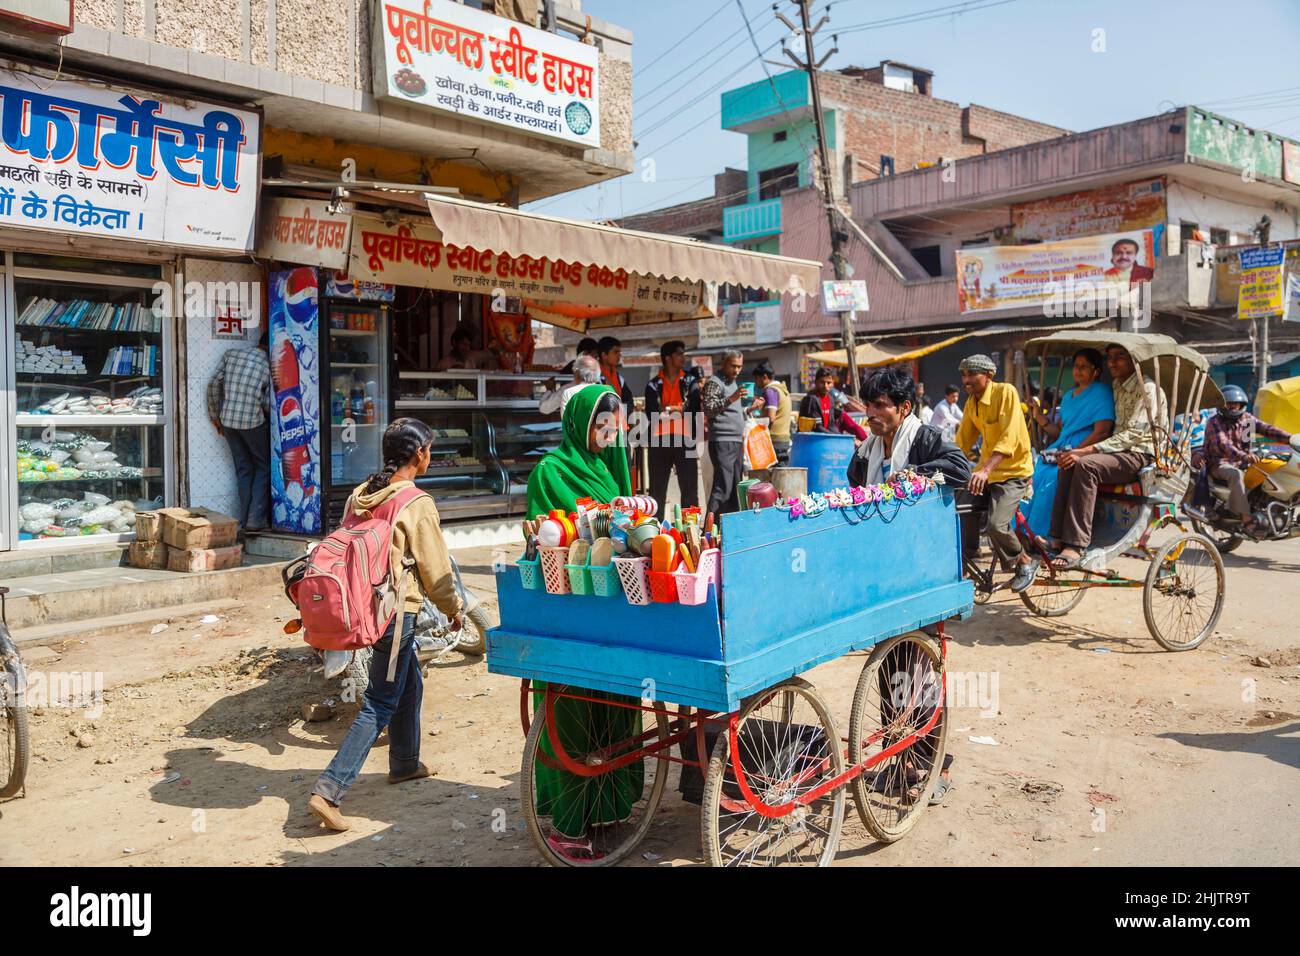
307;418;463;832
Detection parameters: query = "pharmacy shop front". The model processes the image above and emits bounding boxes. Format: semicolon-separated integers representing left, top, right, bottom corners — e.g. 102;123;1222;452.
0;64;261;553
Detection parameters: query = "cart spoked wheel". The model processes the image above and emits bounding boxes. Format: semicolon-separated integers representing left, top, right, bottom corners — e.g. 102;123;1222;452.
521;684;669;867
1019;570;1087;617
700;677;845;867
848;633;948;843
1143;532;1225;651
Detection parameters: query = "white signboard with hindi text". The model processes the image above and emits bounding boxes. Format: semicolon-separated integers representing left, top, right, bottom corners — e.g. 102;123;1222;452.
374;0;600;148
0;69;261;252
257;197;353;270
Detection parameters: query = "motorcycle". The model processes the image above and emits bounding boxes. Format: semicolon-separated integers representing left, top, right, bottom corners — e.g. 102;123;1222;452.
1186;434;1300;553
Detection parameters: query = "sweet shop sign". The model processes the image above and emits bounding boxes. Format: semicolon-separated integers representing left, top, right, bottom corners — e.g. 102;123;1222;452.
346;217;707;314
374;0;600;148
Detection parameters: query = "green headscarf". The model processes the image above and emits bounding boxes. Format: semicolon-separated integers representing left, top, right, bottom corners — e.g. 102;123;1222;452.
526;383;632;517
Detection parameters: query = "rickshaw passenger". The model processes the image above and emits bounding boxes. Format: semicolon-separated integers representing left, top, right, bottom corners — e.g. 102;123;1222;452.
954;354;1039;593
1203;384;1291;530
1023;348;1115;539
1049;344;1168;569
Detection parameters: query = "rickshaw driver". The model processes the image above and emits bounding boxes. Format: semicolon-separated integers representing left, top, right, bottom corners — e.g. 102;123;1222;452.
954;354;1040;593
1049;344;1168;569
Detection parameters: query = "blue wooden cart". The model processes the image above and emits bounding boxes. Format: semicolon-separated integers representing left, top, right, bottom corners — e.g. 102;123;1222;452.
488;485;973;867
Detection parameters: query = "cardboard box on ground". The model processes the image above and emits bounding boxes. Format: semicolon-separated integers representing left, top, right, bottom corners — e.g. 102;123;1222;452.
128;507;242;572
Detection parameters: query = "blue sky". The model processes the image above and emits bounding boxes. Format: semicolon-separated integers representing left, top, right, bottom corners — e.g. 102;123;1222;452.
526;0;1300;221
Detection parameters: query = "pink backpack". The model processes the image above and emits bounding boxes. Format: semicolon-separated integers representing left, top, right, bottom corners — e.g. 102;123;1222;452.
286;485;425;682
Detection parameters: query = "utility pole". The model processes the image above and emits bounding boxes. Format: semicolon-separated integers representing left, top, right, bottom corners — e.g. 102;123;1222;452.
777;1;858;396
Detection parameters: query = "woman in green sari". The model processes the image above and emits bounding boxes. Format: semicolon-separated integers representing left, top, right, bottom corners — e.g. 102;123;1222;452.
526;385;644;857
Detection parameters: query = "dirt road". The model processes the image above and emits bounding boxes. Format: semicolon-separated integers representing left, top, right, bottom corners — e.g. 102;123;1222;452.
2;538;1297;867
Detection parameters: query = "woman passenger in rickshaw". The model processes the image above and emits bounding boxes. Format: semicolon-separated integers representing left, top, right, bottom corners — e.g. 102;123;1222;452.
525;384;642;858
1022;348;1115;541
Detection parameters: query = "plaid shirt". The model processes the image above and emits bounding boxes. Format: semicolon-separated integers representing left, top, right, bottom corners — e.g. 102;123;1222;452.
206;347;270;430
1203;411;1289;468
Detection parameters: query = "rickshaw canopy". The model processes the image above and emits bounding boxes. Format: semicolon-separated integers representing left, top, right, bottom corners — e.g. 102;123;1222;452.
1024;330;1223;412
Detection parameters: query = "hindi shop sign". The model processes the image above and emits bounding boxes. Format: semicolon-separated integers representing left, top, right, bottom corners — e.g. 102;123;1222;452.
346;218;707;313
0;69;260;252
375;0;600;148
1237;246;1286;320
257;198;353;270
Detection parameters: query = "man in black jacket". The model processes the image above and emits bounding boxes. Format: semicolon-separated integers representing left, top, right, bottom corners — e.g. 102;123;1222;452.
644;340;703;508
848;367;972;488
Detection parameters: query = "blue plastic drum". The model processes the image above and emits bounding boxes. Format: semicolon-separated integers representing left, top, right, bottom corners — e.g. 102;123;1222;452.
789;432;857;493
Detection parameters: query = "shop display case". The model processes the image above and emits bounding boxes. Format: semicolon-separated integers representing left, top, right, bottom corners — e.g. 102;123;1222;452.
396;371;558;520
9;269;170;545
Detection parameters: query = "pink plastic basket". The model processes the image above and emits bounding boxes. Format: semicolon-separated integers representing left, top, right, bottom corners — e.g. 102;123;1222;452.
613;555;651;605
673;547;720;606
539;547;572;595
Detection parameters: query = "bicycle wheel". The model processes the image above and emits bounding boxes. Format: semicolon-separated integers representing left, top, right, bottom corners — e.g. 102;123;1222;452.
521;685;669;867
1;630;30;799
848;633;948;843
1144;532;1225;652
700;677;845;867
1019;573;1087;617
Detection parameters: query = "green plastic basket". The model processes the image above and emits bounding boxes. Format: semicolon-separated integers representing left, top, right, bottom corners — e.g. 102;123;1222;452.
588;562;624;598
517;556;541;590
566;563;595;595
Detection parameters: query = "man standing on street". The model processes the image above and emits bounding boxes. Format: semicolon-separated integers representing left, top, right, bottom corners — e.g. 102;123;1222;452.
751;360;792;464
702;349;747;516
207;330;272;534
929;384;964;441
955;354;1039;592
644;340;702;508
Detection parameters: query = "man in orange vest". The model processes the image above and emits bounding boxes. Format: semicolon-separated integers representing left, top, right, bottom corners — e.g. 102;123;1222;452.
644;339;703;508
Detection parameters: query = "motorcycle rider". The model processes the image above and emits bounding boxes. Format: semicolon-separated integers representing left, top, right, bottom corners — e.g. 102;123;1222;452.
1202;384;1292;533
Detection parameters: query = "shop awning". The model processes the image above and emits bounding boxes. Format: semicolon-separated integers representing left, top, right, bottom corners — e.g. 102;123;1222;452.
425;194;822;293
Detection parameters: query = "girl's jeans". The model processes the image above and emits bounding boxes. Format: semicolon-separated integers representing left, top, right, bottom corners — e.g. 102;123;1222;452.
312;612;422;804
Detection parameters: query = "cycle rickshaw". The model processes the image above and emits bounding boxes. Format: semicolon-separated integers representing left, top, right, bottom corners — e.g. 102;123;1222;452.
965;331;1227;652
489;479;973;866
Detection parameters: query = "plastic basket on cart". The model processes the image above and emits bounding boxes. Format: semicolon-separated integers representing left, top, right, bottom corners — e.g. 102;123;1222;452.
517;556;541;591
673;548;720;606
647;570;679;604
613;555;651;605
566;562;595;596
588;562;624;598
539;547;572;595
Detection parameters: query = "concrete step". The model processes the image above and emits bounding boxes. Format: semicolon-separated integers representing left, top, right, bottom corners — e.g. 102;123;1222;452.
9;598;246;647
1;557;287;630
0;542;128;579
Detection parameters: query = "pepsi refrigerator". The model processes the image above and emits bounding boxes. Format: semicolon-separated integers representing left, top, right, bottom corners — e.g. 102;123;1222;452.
269;268;393;536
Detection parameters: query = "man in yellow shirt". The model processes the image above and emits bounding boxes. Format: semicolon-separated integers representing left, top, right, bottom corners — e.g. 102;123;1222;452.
954;354;1039;592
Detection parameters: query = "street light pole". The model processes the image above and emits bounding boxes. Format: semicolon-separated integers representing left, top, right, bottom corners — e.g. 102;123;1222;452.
778;1;858;396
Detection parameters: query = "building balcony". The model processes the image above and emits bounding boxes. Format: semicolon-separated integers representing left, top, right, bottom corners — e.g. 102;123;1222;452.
723;198;783;243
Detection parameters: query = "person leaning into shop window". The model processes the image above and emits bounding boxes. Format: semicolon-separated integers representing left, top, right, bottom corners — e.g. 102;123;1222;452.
206;328;272;534
596;336;634;409
560;337;600;375
539;355;601;417
644;340;703;509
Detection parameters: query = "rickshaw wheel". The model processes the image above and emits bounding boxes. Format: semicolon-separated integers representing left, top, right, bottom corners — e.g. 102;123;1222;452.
700;677;845;867
848;633;948;843
1143;532;1225;652
1019;573;1087;617
520;685;670;867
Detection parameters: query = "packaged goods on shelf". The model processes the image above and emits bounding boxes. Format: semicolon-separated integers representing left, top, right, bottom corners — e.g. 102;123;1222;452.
101;345;158;376
16;336;87;375
25;385;163;416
